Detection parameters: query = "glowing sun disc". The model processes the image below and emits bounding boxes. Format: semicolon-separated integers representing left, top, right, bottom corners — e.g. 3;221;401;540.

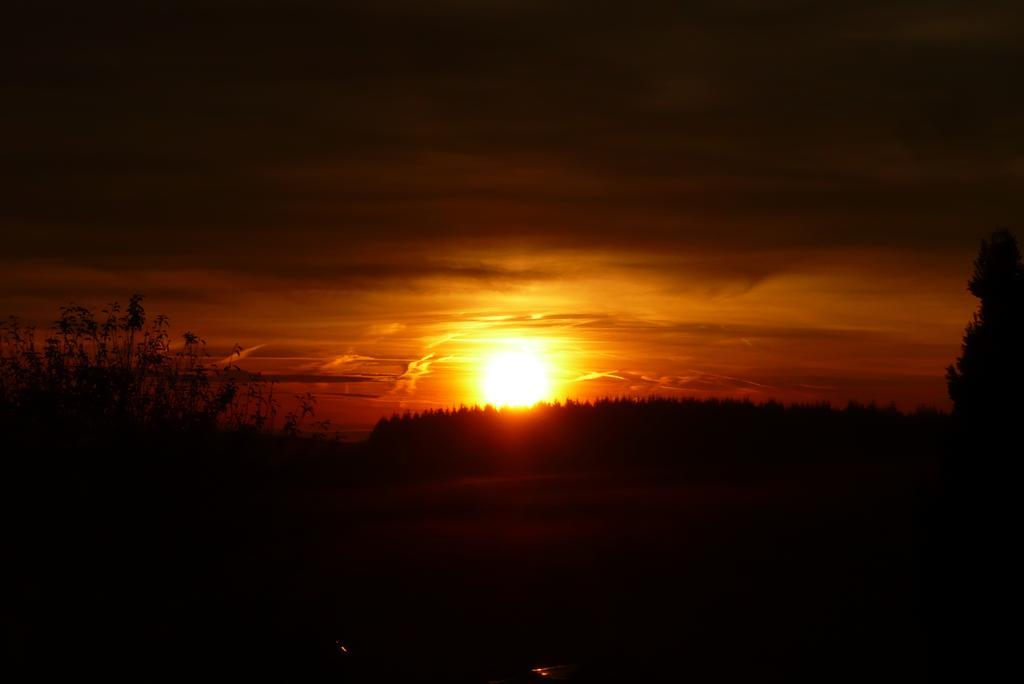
482;350;550;407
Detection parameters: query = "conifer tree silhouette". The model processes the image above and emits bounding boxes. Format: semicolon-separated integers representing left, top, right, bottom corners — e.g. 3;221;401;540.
946;230;1024;421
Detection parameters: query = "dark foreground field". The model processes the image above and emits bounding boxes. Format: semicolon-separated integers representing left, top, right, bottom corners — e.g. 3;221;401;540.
6;401;982;681
305;465;935;682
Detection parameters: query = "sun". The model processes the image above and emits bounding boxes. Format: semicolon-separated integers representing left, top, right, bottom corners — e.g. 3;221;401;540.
482;349;551;407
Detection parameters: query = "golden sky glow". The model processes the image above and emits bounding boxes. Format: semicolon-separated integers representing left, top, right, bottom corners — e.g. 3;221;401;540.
0;244;976;435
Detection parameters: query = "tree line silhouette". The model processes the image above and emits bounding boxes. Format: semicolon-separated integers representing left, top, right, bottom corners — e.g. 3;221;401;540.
368;398;945;481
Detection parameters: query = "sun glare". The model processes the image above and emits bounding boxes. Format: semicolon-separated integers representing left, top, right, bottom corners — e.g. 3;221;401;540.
482;349;550;407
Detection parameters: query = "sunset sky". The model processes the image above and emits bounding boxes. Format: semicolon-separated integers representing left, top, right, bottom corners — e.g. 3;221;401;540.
4;1;1023;433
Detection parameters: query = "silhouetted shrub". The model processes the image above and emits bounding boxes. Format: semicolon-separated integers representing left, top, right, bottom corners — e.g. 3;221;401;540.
946;230;1024;422
0;295;278;437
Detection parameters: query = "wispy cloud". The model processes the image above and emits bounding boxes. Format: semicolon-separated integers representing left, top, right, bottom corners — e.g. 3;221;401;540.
319;353;376;370
601;369;777;396
573;370;626;383
254;373;384;384
215;343;267;366
391;353;452;397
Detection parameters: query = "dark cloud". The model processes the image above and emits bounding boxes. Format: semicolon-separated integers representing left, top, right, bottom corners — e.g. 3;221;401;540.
3;0;1022;270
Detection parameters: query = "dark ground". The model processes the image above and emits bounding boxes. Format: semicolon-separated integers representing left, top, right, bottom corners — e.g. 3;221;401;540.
296;465;935;682
6;401;995;681
12;397;1011;679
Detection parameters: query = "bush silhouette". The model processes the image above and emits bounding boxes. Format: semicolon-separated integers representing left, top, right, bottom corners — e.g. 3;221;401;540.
0;294;279;435
946;230;1024;422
